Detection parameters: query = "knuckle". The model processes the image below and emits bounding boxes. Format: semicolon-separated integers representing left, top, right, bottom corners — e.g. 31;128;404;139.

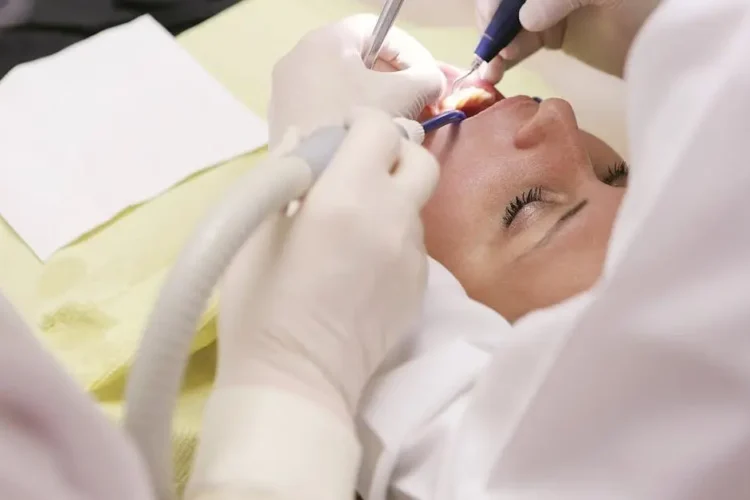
350;106;395;130
407;140;438;168
344;114;401;159
271;52;299;84
305;190;362;224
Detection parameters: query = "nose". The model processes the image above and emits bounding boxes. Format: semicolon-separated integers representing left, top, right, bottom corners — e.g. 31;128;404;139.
513;98;580;150
509;98;595;192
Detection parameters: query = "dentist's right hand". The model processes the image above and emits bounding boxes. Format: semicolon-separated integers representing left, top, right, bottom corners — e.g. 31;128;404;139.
189;108;438;500
218;107;439;420
359;0;662;81
476;0;662;82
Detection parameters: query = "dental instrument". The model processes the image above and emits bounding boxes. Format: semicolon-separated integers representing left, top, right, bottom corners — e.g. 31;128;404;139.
122;115;444;500
452;0;527;92
362;0;405;69
421;110;467;133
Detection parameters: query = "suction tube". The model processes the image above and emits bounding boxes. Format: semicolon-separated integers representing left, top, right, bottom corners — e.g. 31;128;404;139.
421;110;467;134
123;120;424;500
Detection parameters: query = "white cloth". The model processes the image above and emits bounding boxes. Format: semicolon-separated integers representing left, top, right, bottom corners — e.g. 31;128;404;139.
0;291;154;500
357;0;750;498
357;258;506;500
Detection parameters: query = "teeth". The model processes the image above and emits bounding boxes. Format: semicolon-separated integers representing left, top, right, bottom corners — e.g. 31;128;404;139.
440;87;496;117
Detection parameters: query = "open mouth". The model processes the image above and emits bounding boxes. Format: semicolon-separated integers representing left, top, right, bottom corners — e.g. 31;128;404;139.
438;82;504;118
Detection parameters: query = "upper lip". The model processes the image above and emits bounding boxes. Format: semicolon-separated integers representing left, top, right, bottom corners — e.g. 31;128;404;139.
467;94;536;121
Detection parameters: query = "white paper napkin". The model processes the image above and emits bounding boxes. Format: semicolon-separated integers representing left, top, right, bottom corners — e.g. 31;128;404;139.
0;15;269;260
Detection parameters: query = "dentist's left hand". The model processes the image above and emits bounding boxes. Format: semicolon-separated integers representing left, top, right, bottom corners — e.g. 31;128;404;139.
218;108;439;422
268;14;446;149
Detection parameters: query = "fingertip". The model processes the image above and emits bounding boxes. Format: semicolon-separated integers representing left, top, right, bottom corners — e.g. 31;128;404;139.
414;64;448;102
377;65;446;119
479;58;504;85
519;1;559;32
499;41;521;61
518;2;540;31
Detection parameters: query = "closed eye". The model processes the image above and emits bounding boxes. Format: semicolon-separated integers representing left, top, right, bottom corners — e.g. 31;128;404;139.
602;161;629;186
503;187;543;227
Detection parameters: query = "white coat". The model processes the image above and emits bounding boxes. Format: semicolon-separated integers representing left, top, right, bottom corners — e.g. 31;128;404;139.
357;0;750;498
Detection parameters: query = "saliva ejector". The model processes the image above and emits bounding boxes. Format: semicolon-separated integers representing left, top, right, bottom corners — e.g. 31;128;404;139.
121;114;461;499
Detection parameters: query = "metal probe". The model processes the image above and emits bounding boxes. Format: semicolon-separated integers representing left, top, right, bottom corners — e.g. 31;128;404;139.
452;0;526;92
362;0;405;69
359;2;469;133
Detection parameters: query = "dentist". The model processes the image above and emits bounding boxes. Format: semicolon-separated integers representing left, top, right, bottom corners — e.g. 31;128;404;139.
231;0;750;499
2;1;750;500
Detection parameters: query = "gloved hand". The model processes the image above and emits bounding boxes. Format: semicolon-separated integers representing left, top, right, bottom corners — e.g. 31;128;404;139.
218;108;439;421
476;0;663;82
268;14;446;149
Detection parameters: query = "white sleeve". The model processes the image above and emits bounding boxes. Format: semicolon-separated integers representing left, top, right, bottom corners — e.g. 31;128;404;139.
187;386;361;500
435;1;750;499
0;292;155;500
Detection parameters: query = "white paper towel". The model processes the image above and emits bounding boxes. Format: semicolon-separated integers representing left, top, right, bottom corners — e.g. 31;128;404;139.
0;15;269;260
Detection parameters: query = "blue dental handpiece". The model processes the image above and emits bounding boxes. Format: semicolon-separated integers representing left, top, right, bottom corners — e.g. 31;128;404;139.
453;0;526;90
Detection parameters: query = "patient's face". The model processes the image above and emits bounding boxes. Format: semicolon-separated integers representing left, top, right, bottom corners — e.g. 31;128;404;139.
422;96;627;322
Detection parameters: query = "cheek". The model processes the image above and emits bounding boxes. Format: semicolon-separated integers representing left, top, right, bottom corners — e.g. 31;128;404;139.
421;171;497;279
421;185;470;272
469;189;624;322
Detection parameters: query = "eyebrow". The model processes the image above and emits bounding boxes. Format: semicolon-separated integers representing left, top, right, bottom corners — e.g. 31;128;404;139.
530;199;589;252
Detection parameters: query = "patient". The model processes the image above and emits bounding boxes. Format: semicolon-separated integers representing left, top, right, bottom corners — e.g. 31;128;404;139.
422;82;627;322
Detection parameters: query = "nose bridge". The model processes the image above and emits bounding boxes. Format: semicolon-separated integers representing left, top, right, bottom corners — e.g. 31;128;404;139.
513;99;592;188
515;98;580;148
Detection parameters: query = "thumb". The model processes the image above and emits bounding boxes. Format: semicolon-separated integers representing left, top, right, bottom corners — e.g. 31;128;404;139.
373;68;446;120
370;23;447;119
479;57;505;85
520;0;587;32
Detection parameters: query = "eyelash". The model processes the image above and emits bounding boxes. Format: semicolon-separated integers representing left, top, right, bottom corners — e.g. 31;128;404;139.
503;187;543;227
603;161;629;185
502;162;629;228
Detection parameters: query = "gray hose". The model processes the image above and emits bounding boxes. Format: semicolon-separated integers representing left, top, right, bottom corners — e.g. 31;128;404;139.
123;122;422;499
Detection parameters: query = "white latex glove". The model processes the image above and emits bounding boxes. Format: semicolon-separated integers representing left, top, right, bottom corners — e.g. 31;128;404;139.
218;108;439;421
475;0;663;82
268;14;446;149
